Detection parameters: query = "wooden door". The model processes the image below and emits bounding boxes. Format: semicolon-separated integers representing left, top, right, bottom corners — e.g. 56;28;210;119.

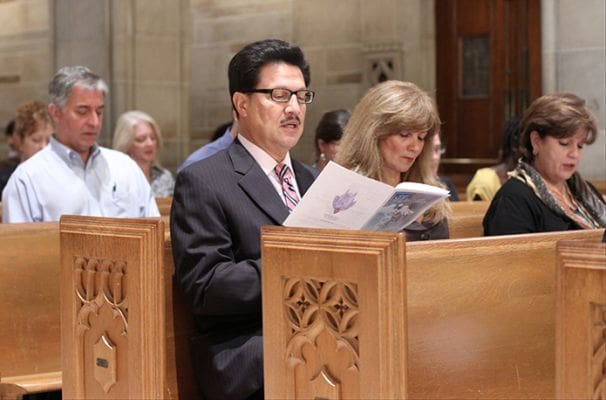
435;0;541;187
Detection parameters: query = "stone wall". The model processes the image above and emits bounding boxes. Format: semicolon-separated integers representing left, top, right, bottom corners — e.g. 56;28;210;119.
0;0;603;179
109;0;191;168
189;0;435;165
0;0;52;135
542;0;605;179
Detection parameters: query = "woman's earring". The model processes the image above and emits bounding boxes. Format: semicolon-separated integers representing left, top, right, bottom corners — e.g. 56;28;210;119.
532;148;538;156
320;153;326;161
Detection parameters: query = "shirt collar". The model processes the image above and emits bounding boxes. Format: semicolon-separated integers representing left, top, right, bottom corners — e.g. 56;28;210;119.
237;134;293;176
50;135;101;166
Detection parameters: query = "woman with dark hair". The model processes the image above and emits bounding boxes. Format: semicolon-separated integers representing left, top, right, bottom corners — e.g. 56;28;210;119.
466;116;521;201
483;92;605;235
313;109;350;171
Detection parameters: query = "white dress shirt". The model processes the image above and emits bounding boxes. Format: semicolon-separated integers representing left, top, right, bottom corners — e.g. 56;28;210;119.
2;136;160;223
237;134;301;204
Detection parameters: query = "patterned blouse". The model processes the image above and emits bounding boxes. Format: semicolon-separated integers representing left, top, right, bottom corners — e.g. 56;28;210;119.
151;165;175;197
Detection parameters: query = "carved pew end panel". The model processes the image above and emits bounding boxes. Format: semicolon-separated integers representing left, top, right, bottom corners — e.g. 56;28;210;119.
556;240;606;400
261;226;407;400
60;216;166;400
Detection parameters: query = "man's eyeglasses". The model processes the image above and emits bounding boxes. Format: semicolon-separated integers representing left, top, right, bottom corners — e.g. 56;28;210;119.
245;88;315;104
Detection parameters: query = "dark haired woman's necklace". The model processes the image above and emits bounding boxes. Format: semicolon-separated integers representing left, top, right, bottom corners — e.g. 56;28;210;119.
546;182;577;212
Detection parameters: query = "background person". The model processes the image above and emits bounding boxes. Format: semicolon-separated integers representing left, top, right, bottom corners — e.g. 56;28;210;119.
170;39;317;400
14;100;52;162
3;119;18;159
2;65;159;222
483;92;605;235
0;119;18;194
178;112;239;172
335;80;451;241
429;133;459;201
466;116;521;201
112;110;175;197
313;108;350;171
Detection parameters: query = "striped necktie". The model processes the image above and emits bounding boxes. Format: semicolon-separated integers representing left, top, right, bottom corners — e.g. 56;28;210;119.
275;163;300;212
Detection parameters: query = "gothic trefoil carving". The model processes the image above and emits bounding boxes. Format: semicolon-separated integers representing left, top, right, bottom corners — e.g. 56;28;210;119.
590;302;606;399
283;277;360;388
363;42;403;87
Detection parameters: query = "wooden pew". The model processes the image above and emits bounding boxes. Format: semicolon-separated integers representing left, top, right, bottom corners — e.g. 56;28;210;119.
0;222;62;398
261;226;604;399
156;196;172;217
59;216;200;399
262;228;408;399
405;229;602;398
448;200;489;238
555;239;606;399
590;179;606;195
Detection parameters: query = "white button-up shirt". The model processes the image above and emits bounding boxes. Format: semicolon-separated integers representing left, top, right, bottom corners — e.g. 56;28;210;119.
2;136;160;223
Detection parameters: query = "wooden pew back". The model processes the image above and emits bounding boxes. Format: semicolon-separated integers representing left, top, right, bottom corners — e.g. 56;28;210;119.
555;239;606;399
405;228;604;398
591;179;606;195
0;222;62;395
155;197;172;217
261;226;603;399
261;227;408;399
448;200;489;239
59;216;199;399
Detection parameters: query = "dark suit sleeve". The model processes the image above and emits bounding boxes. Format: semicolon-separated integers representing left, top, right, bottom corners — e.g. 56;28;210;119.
170;165;261;318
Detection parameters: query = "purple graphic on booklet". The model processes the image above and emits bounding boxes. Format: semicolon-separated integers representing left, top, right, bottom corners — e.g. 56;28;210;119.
332;190;357;214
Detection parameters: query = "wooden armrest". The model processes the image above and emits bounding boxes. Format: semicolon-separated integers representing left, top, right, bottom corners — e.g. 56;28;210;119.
1;382;27;400
1;371;62;395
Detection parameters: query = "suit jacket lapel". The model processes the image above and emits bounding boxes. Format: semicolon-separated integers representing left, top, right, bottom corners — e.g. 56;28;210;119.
292;160;318;196
229;141;289;224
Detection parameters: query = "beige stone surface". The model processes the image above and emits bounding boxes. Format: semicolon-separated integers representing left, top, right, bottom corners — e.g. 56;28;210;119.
135;38;181;82
294;0;360;46
135;83;181;136
360;0;402;42
558;0;606;49
0;0;50;36
0;0;604;176
134;0;180;35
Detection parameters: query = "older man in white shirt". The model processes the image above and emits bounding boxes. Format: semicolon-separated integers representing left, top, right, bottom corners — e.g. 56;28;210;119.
2;65;159;222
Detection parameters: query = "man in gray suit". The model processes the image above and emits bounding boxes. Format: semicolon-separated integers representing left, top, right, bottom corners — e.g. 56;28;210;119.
170;39;317;400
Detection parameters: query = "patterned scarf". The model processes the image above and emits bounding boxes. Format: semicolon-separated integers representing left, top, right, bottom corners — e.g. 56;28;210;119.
509;161;606;229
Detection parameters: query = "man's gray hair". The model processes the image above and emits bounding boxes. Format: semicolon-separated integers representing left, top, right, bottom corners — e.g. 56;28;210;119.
48;66;109;109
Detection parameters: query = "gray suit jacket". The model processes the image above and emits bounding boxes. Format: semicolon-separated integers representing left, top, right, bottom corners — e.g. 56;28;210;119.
170;140;317;400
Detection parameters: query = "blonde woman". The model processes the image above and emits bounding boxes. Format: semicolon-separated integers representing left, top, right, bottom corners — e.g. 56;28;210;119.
113;110;174;197
335;80;451;241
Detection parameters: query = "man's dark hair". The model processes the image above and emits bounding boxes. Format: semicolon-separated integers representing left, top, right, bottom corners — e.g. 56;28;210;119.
228;39;310;107
314;109;351;157
500;115;521;164
4;119;15;137
211;121;232;142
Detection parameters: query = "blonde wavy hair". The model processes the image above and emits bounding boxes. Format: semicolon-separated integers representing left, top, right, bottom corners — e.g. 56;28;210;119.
112;110;164;167
335;80;450;223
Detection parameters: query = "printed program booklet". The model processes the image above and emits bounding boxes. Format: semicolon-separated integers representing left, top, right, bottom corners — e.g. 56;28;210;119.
283;161;449;232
